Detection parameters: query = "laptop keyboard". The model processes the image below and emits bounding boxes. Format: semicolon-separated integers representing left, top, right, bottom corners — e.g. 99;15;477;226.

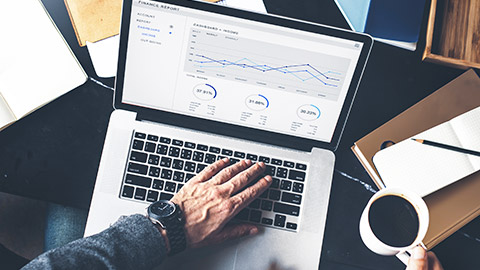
120;131;308;232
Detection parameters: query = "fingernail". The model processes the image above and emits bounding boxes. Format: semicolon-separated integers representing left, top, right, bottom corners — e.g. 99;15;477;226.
249;227;258;235
412;247;426;259
264;175;272;182
245;159;252;165
257;162;265;168
223;157;229;162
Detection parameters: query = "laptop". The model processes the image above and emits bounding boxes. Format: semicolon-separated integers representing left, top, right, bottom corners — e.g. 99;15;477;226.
84;0;372;269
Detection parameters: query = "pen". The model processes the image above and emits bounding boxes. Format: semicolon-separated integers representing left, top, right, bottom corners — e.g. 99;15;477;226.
412;139;480;157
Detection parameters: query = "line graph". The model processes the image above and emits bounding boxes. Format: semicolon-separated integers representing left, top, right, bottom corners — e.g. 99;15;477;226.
184;28;351;101
194;54;341;87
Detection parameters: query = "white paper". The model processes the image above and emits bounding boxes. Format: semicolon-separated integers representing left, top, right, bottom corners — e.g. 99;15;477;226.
373;106;480;197
0;93;16;129
0;0;87;121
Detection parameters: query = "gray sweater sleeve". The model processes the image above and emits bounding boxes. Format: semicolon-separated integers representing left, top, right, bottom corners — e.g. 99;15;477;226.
22;214;167;270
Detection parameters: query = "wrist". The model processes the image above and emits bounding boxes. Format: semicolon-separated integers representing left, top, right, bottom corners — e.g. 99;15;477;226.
152;221;171;254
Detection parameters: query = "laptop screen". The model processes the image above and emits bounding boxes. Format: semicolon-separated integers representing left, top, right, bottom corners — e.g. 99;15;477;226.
117;0;371;148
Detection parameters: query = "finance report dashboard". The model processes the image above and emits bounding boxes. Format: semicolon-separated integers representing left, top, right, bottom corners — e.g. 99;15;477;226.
122;0;364;143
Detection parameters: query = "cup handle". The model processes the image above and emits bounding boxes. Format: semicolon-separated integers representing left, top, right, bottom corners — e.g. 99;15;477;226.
396;251;410;265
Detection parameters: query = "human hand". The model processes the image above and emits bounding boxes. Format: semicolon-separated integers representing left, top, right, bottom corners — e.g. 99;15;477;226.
171;158;272;249
406;247;444;270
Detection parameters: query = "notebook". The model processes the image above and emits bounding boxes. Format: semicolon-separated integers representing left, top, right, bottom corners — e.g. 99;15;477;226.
373;106;480;197
0;0;87;130
84;0;372;269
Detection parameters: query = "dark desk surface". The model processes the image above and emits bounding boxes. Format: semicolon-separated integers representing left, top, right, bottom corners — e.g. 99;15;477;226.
1;0;479;269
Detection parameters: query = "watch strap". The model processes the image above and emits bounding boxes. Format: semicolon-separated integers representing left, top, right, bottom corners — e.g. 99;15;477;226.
167;221;187;255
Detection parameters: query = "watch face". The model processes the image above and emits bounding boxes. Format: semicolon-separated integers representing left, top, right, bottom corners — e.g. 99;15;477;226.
150;200;176;218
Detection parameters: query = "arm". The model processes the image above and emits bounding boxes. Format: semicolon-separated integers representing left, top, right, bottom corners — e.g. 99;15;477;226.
23;158;270;269
23;214;167;270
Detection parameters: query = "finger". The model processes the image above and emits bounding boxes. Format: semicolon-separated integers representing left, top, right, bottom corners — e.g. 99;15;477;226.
230;175;272;210
222;162;266;195
202;223;259;247
189;158;230;184
406;247;427;270
210;159;252;185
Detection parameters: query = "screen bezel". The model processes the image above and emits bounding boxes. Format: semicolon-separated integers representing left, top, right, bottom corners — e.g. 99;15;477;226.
114;0;373;152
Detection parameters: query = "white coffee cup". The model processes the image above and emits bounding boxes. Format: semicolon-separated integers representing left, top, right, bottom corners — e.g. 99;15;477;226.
359;187;429;264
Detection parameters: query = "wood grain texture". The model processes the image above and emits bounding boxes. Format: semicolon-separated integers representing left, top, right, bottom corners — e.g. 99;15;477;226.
438;0;480;63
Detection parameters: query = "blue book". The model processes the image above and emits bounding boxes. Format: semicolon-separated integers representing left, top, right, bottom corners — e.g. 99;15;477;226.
335;0;426;50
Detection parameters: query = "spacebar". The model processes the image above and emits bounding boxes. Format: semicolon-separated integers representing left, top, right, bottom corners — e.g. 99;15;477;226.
273;202;300;216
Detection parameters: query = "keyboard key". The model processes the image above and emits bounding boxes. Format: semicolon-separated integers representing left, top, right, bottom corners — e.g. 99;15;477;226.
281;192;302;205
132;139;144;150
274;202;300;216
177;184;184;192
288;170;306;181
156;144;168;155
147;190;159;202
144;142;156;153
295;163;307;170
185;173;196;182
261;200;273;211
160;192;173;200
276;168;288;178
221;149;233;156
152;179;164;190
173;171;185;182
172;139;183;146
262;218;273;225
172;159;184;170
292;182;304;193
249;199;261;209
121;185;134;198
271;159;282;165
230;158;240;164
246;154;258;161
185;142;196;149
286;222;297;230
196;164;207;173
134;132;146;139
274;214;286;227
205;154;216;164
216;155;226;161
130;151;147;163
148;167;160;177
249;210;262;223
259;156;270;163
209;146;221;154
280;180;292;191
234;151;246;158
192;151;204;162
148;154;160;165
283;161;294;168
161;169;172;180
269;189;281;201
159;137;171;144
147;135;158;142
168;146;180;157
164;182;176;192
271;178;280;189
197;144;208;151
259;190;268;199
134;188;147;200
180;149;192;160
265;165;275;176
184;161;196;172
160;157;172;168
127;162;148;175
236;208;249;221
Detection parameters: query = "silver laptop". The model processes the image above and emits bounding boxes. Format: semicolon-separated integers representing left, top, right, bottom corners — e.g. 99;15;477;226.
84;0;372;269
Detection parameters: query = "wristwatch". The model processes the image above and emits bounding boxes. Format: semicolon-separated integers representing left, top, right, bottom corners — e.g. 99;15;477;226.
147;200;187;255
